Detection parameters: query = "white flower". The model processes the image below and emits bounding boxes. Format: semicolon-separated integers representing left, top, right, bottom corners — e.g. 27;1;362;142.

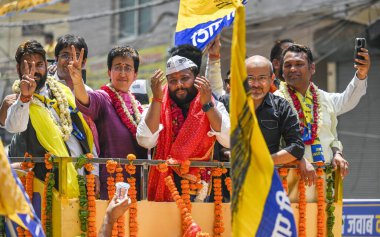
106;84;142;128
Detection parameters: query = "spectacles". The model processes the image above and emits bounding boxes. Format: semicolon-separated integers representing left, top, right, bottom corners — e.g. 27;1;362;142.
112;65;134;73
58;53;80;61
247;75;271;84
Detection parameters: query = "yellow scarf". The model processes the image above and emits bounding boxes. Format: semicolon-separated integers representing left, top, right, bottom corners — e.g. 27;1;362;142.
294;87;314;127
29;81;93;198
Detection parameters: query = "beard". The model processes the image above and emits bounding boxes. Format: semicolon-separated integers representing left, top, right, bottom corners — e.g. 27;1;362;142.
34;72;47;92
169;86;198;107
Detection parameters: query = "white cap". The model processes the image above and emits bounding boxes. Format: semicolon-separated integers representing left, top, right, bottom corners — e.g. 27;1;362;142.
166;55;197;76
130;79;147;94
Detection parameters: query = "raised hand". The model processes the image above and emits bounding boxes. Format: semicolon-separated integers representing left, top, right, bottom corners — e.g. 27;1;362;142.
194;76;212;105
150;69;164;100
67;45;85;85
20;60;37;98
355;48;370;80
208;34;221;59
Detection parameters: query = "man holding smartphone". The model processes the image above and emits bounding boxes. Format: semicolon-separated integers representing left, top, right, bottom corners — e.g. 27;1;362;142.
275;43;370;202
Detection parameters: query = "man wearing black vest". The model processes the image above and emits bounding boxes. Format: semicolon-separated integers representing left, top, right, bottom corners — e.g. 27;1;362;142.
4;40;95;196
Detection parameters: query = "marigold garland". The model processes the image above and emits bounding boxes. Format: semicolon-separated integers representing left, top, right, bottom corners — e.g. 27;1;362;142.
224;177;232;197
285;83;322;145
325;165;335;236
298;169;306;237
78;175;88;236
126;154;138;237
181;179;192;232
164;176;204;237
316;162;326;237
212;167;224;237
115;164;125;237
85;153;97;237
278;168;289;194
13;77;73;141
19;153;34;237
101;84;143;138
42;153;54;237
180;160;191;176
106;160;118;237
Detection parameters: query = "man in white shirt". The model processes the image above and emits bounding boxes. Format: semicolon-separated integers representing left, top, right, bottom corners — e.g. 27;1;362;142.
275;43;370;201
3;40;98;197
136;46;230;202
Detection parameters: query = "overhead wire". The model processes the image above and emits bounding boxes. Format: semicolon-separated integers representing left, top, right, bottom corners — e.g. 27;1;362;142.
0;0;177;28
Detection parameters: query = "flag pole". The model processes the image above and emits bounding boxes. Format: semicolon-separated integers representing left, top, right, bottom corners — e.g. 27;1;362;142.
5;217;17;237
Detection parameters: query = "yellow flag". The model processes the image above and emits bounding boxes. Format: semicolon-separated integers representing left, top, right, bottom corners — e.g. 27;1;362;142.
230;2;297;236
0;140;45;236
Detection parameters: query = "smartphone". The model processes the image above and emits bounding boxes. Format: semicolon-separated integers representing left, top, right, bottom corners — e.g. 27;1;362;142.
355;38;366;65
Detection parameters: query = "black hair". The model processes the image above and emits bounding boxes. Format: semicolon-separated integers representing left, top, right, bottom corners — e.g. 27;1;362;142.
55;34;88;59
107;45;140;72
281;44;314;67
270;39;294;62
168;44;202;76
15;40;46;64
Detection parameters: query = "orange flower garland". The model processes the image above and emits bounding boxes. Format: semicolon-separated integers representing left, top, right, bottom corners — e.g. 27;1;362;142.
298;169;306;237
278;168;289;194
224;177;232;197
316;162;325;237
20;153;34;237
126;154;138;237
181;179;191;232
84;153;97;237
164;176;193;234
106;160;118;237
212;167;224;237
42;153;54;237
157;162;168;173
115;164;125;237
180;160;191;175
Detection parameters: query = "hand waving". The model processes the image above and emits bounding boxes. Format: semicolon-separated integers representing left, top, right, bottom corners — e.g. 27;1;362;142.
194;76;212;105
67;45;85;86
150;69;164;100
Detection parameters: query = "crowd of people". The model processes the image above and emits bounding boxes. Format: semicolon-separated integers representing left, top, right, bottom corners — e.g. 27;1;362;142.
0;32;371;234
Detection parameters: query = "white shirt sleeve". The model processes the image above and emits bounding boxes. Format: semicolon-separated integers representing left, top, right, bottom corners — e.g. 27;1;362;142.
328;74;367;116
5;98;30;133
136;108;164;149
208;101;230;148
205;57;225;98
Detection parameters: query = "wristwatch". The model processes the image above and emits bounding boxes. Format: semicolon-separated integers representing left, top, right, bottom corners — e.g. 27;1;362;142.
202;101;214;112
334;151;344;158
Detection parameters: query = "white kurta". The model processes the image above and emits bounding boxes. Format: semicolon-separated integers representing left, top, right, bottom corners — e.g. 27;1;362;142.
275;75;367;202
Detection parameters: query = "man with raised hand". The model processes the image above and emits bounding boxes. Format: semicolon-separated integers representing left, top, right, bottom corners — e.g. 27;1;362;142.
136;46;230;202
275;43;370;201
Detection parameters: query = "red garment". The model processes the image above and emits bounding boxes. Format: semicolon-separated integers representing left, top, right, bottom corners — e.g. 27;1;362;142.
148;86;216;201
269;82;278;93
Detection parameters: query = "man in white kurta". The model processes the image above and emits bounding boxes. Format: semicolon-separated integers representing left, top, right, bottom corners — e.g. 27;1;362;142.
274;43;370;202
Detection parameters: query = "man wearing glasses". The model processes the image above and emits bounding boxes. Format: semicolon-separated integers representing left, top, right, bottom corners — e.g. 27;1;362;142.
246;55;305;166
